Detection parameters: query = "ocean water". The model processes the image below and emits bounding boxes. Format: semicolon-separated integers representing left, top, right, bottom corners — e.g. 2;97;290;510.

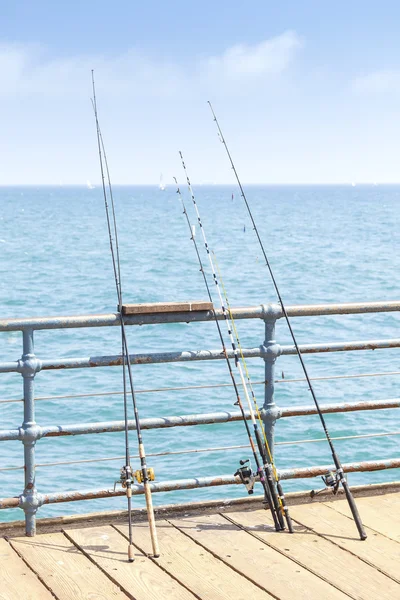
0;184;399;523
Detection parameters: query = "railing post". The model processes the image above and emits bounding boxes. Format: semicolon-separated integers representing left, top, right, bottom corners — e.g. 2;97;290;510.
261;310;282;459
18;329;42;536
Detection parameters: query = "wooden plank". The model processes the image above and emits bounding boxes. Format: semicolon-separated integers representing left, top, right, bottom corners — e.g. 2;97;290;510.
327;493;400;543
170;512;348;599
289;501;400;583
122;301;213;315
0;538;54;600
226;507;400;598
9;532;128;600
115;520;272;600
65;525;196;600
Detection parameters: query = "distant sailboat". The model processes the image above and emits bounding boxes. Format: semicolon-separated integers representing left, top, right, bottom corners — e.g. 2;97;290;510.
351;181;356;187
87;180;95;190
159;174;166;191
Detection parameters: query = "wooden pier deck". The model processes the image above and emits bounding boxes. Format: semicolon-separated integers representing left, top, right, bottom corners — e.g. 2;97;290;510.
1;488;399;600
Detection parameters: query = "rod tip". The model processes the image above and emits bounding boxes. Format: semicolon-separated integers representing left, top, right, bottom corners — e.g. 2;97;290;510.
153;553;160;558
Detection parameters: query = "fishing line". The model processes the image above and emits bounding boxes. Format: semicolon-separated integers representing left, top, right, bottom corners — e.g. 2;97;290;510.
91;71;160;560
208;101;367;540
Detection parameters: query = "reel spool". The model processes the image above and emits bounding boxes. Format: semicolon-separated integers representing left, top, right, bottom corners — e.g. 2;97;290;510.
234;459;256;494
322;470;340;494
115;465;132;491
134;467;155;484
311;470;341;498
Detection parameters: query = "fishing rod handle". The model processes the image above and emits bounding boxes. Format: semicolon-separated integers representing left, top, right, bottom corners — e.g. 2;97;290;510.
340;476;367;540
255;462;281;531
256;462;282;531
144;482;160;557
265;464;285;530
331;451;367;540
254;427;284;530
126;491;135;561
276;481;294;534
128;544;135;562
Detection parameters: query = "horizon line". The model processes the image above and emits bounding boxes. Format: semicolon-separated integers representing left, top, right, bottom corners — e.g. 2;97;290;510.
1;182;399;187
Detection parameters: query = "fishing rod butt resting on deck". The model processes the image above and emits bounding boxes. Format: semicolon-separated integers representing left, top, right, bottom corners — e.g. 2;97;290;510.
207;100;367;541
91;70;160;560
175;156;293;533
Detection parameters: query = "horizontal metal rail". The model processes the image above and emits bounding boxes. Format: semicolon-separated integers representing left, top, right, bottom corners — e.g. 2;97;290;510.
1;300;399;332
1;338;399;374
1;398;398;442
1;457;399;510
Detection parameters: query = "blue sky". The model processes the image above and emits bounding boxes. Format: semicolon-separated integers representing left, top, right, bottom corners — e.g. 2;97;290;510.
2;1;400;184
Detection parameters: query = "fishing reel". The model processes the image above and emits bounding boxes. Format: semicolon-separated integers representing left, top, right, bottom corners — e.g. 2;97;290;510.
114;465;133;491
234;459;256;495
114;466;155;490
310;470;341;498
134;467;155;484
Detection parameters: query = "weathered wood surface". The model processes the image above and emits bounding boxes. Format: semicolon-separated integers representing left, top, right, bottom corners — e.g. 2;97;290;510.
326;491;400;543
65;524;196;600
2;490;400;599
0;538;54;600
9;532;128;600
122;301;213;315
169;513;348;599
290;500;400;583
115;519;273;599
226;508;400;598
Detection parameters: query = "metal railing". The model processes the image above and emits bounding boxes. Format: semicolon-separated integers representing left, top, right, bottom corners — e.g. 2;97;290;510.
1;300;399;536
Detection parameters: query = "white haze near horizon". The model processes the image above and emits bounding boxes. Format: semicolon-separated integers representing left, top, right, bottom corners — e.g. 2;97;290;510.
1;31;400;186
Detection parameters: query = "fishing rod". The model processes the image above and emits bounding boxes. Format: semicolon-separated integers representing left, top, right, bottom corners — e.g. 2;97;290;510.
176;155;286;532
91;71;160;560
174;173;281;531
212;252;293;533
208;101;367;541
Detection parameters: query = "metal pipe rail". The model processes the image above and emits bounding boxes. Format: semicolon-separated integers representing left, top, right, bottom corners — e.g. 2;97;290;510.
1;458;399;510
1;399;399;442
1;338;400;374
1;299;399;536
0;300;399;331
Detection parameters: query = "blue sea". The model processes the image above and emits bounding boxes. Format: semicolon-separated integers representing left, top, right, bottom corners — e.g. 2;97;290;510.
0;184;399;523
